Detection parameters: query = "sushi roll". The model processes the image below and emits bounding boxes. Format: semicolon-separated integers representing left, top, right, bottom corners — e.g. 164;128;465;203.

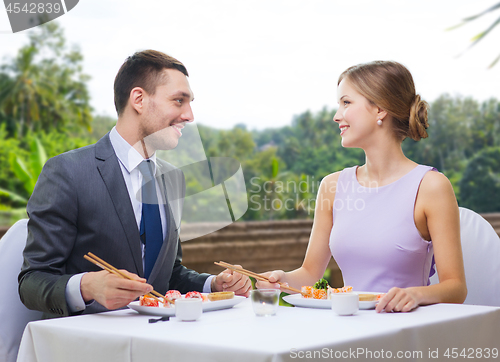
327;285;354;299
312;288;327;300
340;286;353;293
185;291;208;302
301;286;313;298
163;290;182;307
140;295;159;307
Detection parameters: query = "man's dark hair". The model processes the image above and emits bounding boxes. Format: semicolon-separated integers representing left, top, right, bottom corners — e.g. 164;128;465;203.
114;50;188;115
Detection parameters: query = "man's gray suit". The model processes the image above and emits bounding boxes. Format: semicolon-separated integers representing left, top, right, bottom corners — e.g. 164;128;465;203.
18;133;209;318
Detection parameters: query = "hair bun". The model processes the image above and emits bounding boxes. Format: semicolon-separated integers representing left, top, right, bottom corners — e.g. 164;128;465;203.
408;94;429;141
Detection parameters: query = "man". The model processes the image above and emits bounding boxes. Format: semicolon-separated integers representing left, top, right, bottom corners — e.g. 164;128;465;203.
19;50;251;318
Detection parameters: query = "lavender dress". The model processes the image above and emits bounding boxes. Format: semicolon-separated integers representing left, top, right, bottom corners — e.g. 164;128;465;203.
329;165;436;293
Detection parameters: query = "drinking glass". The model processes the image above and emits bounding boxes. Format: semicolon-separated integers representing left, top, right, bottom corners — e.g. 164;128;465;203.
251;289;279;316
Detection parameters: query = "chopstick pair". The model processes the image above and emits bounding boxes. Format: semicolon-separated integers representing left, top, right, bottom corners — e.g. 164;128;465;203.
84;252;163;303
214;261;305;296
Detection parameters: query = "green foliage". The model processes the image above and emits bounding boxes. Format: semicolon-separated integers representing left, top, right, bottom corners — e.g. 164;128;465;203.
0;22;92;138
12;138;47;195
255;107;364;180
459;147;500;213
0;21;102;226
198;96;500;221
0;21;499;225
279;292;294;307
83;115;117;140
2;93;499;226
271;157;279;179
313;278;329;290
0;136;48;225
0;125;95;223
0;125;26;202
201;126;256;161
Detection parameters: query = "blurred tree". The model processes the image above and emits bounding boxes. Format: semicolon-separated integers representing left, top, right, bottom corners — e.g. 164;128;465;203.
204;126;256;161
84;115;116;140
0;21;92;138
472;98;500;150
276;107;364;179
243;147;287;220
197;124;219;156
402;95;490;200
459;147;500;212
197;96;500;218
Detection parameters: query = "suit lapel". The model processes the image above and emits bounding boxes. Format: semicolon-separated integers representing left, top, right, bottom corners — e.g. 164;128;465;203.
94;134;143;275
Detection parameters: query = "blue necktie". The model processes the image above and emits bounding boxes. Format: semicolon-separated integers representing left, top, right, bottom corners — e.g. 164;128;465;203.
138;160;164;280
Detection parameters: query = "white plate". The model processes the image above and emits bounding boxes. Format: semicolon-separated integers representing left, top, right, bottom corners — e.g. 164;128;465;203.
282;292;383;310
128;296;246;316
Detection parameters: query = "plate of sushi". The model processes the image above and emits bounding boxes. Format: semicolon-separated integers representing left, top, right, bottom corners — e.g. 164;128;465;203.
128;290;245;316
282;279;384;310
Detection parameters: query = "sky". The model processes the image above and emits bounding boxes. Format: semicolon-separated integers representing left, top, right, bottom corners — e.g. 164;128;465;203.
1;0;499;130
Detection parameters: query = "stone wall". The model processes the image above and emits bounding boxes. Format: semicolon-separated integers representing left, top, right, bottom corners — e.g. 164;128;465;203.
486;213;500;236
179;219;344;287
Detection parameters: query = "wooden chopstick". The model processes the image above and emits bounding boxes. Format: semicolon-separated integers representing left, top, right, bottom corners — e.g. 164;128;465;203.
214;261;305;295
84;252;163;302
215;261;274;284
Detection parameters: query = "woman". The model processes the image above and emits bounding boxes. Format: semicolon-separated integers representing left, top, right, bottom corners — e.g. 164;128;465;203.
257;61;467;312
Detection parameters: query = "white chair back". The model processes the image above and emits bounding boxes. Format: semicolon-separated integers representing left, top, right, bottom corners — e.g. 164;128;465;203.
429;207;500;306
0;219;43;362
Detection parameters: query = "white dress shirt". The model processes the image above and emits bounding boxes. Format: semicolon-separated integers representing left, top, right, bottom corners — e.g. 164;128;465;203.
65;127;213;312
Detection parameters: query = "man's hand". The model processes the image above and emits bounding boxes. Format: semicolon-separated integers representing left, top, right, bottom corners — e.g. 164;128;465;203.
81;270;153;310
211;265;252;297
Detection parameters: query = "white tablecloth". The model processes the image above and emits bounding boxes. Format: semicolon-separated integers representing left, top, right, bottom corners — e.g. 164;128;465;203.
17;299;500;362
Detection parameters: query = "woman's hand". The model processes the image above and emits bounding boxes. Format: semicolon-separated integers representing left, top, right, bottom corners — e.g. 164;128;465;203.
375;287;420;313
211;265;252;297
255;270;287;290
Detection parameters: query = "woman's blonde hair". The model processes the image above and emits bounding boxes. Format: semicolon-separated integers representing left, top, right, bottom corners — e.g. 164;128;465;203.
338;61;429;141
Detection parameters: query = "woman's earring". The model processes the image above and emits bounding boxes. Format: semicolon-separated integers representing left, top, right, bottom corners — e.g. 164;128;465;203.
377;119;383;126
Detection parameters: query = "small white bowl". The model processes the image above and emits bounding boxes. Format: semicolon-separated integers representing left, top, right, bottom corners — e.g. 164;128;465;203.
331;293;359;315
175;298;203;321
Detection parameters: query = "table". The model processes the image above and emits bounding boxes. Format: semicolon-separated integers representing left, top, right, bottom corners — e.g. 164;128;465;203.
17;299;500;362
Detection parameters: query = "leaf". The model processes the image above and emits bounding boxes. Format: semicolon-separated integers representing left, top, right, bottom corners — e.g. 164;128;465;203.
29;137;47;179
463;2;500;22
0;188;28;204
271;158;279;179
488;53;500;68
448;2;500;67
9;153;33;194
467;15;500;50
448;2;500;30
445;22;467;32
